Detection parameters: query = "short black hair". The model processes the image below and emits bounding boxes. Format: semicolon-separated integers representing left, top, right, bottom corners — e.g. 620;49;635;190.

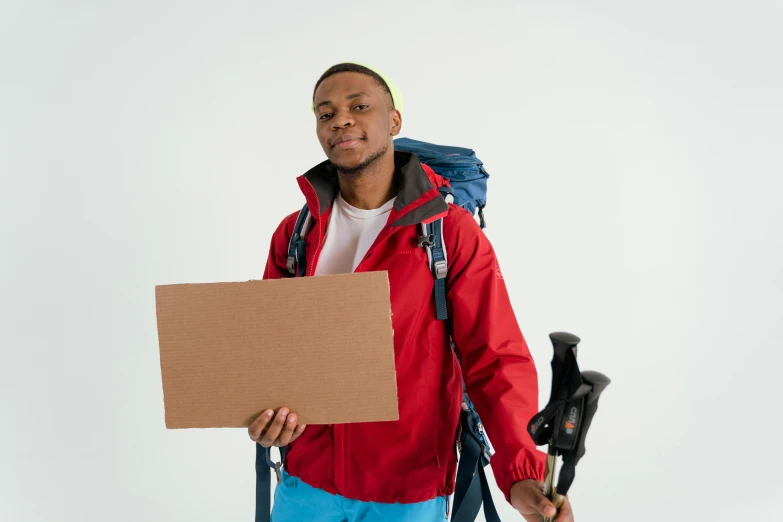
313;63;395;109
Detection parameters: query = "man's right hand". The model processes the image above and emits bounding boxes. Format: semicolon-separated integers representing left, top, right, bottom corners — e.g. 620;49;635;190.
248;407;307;447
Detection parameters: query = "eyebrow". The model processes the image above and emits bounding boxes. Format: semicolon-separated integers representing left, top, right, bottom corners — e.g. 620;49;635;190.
315;92;370;110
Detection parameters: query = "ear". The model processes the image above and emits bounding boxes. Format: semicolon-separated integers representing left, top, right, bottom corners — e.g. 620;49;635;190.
389;109;402;137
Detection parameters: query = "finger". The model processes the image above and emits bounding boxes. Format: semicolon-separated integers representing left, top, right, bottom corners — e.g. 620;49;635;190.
274;413;298;446
509;480;544;513
248;410;274;441
260;408;289;446
554;497;574;522
289;424;307;444
518;482;557;518
535;495;557;519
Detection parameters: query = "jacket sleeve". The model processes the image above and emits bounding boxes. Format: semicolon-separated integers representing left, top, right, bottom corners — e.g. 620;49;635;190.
262;211;299;281
445;209;547;502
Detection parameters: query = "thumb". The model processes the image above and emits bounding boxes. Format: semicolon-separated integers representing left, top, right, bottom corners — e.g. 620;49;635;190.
535;495;557;518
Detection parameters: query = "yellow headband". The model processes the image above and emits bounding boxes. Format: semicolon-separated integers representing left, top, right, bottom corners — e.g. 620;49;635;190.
312;62;404;115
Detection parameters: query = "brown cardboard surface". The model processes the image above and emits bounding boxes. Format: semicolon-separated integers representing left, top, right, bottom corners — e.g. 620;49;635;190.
155;271;399;429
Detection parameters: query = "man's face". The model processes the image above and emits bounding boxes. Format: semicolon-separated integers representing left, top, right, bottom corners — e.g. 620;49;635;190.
313;72;401;174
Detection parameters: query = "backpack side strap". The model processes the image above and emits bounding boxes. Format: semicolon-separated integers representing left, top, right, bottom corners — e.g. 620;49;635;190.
451;403;501;522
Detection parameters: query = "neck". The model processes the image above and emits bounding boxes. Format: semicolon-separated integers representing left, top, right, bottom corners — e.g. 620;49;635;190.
337;151;397;210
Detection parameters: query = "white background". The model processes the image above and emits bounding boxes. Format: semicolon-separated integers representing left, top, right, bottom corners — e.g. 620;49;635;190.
2;1;781;521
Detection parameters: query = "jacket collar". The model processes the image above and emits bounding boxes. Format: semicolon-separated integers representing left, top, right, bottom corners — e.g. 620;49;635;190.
296;151;449;228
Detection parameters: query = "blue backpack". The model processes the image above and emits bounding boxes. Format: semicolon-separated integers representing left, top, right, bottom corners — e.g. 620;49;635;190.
256;138;501;522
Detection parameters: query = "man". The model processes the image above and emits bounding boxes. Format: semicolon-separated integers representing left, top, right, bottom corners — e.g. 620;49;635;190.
248;63;575;522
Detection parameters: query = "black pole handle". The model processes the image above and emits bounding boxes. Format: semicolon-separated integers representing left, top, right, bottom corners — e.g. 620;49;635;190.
580;371;611;404
549;332;581;363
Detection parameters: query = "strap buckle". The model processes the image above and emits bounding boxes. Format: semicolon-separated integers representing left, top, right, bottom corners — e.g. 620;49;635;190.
477;204;486;229
418;234;435;248
434;260;447;279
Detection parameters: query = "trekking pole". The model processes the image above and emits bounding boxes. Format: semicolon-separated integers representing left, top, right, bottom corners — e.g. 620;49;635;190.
527;333;611;522
541;448;565;521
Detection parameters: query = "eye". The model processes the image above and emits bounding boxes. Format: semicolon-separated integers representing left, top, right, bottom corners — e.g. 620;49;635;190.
319;112;333;120
354;104;369;110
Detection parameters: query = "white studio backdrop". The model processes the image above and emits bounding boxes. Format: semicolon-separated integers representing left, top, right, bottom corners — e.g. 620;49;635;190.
1;1;781;521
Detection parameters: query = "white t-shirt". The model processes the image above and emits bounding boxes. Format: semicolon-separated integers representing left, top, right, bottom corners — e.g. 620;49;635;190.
314;192;396;275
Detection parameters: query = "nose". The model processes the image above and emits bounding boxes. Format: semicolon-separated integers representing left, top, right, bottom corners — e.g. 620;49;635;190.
331;111;354;129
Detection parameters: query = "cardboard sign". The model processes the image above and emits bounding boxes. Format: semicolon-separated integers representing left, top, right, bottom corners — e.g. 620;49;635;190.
155;271;399;428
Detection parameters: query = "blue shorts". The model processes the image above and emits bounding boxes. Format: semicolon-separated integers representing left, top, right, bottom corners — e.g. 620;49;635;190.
271;468;448;522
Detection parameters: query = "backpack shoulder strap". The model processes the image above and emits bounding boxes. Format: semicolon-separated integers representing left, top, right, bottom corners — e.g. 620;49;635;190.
256;205;309;522
419;216;448;320
256;205;310;522
420;193;499;521
419;185;455;321
255;445;287;522
286;203;311;277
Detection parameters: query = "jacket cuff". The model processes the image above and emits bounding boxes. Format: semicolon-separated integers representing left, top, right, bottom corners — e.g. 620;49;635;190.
495;449;547;503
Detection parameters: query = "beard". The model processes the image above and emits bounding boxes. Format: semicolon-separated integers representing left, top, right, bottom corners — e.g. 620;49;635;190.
331;140;390;176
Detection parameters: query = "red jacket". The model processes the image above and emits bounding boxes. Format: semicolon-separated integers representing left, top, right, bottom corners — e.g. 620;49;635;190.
262;152;546;504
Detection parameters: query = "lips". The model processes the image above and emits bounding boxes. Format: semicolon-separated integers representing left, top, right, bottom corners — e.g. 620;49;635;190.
331;135;363;148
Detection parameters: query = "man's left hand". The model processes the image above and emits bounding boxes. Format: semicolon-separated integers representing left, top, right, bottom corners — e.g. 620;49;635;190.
509;480;574;522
